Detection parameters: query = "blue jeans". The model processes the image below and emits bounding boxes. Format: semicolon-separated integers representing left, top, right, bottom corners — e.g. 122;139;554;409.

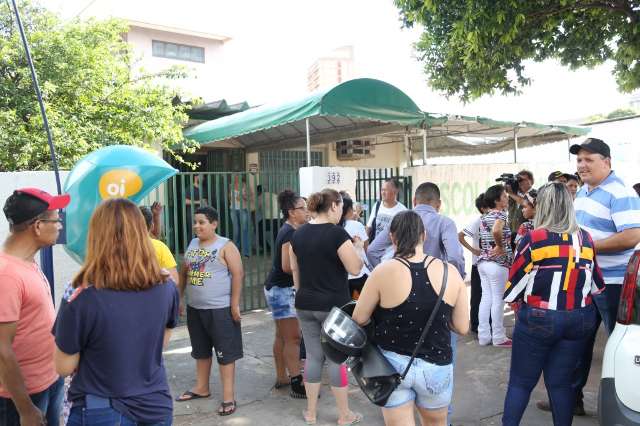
230;208;251;256
68;406;172;426
0;377;64;426
573;285;621;400
502;304;597;426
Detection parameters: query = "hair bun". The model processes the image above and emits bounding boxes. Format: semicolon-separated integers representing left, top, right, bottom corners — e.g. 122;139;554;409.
277;189;296;207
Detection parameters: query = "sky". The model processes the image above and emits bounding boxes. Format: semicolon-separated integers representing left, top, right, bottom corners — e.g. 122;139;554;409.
41;0;634;124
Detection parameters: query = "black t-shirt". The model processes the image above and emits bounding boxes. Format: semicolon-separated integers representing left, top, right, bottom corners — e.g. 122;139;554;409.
291;223;351;311
54;282;179;422
265;222;295;290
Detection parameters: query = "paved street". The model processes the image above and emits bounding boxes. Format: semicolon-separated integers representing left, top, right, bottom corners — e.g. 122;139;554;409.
164;308;605;426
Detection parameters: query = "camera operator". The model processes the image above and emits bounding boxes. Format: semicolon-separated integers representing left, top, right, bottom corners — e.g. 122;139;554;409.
503;170;534;248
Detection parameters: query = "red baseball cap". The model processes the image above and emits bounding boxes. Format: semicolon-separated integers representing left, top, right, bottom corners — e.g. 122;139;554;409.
3;188;70;226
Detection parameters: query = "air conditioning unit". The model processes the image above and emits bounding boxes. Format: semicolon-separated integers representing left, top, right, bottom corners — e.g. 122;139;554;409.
335;139;374;160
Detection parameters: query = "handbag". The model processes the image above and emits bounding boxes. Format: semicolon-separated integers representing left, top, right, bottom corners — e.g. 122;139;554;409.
350;256;449;407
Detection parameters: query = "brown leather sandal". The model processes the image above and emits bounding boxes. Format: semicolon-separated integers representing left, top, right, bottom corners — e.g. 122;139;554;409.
218;400;236;416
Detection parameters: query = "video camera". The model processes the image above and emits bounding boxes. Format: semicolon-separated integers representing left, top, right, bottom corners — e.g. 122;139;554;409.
495;173;521;194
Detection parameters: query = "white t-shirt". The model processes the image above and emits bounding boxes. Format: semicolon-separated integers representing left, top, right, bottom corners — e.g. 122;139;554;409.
366;201;407;238
343;220;371;279
462;216;482;265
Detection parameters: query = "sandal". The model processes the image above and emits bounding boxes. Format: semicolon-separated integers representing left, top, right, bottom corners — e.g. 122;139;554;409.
302;409;316;425
274;380;290;389
218;400;236;416
337;412;362;425
175;390;210;402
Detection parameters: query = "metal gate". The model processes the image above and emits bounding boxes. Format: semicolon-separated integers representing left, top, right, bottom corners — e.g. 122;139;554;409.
141;167;411;311
355;168;413;225
142;171;299;311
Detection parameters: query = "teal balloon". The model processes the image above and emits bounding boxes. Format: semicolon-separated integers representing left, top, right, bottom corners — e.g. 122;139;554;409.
63;145;177;263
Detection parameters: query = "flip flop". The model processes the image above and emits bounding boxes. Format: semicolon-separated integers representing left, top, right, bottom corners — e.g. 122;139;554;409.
175;390;210;402
302;409;316;425
218;400;236;416
274;380;290;389
337;412;363;425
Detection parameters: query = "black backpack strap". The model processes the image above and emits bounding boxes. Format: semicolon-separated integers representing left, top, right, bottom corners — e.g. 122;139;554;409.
399;258;448;380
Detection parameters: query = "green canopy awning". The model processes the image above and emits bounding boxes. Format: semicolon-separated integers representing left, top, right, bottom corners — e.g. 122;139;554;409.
183;78;425;151
381;114;589;160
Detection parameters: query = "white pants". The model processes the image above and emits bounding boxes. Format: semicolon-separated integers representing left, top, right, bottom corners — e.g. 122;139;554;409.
477;261;509;345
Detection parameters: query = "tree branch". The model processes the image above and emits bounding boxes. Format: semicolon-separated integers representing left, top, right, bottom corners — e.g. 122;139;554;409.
527;1;638;24
99;69;181;102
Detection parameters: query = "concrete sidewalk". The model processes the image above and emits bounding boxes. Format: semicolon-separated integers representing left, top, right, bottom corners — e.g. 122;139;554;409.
164;309;605;426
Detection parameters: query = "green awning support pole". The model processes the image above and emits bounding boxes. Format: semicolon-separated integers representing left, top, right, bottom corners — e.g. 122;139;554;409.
422;128;428;165
567;136;572;162
305;118;311;166
404;132;411;167
513;127;520;164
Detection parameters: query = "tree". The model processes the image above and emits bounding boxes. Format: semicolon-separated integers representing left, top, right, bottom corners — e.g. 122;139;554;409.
395;0;640;102
0;1;197;171
586;106;638;122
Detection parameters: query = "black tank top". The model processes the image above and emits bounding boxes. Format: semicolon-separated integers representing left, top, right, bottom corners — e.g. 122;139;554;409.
372;256;453;366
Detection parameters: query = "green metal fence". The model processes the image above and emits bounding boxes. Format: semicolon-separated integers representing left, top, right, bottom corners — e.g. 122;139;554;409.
140;167;411;312
356;168;413;225
141;171;300;311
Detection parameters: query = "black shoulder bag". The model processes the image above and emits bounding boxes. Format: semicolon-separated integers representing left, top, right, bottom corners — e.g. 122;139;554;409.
350;256;449;407
367;200;382;242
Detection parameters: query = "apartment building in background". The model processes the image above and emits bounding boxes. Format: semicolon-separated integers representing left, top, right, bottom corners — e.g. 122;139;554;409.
307;46;355;92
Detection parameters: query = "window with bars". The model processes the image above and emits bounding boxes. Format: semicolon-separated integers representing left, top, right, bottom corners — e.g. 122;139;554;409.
335;139;374;159
259;150;324;173
258;151;323;194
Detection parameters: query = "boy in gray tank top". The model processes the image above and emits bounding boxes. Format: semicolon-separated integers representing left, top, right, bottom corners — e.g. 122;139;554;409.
185;237;232;309
176;207;244;417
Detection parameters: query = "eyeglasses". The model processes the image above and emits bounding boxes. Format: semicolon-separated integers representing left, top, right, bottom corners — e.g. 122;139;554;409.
293;206;307;211
38;218;62;224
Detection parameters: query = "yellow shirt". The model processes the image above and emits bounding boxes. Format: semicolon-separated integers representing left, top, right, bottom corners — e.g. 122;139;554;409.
150;238;177;269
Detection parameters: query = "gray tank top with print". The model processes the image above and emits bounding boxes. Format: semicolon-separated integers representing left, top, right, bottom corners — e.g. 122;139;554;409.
184;236;232;309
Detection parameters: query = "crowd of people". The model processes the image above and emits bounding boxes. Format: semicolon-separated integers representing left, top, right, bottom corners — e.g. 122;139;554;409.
0;137;638;425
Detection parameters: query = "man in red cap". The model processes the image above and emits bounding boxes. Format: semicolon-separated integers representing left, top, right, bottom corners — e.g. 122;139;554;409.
0;188;70;425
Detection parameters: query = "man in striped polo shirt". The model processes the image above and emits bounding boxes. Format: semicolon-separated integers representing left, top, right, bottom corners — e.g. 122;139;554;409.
574;138;640;415
537;137;640;415
571;138;640;327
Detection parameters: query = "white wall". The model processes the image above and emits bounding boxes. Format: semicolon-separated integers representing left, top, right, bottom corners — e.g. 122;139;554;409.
127;26;227;101
405;162;575;276
326;141;403;168
0;172;77;307
584;117;640;186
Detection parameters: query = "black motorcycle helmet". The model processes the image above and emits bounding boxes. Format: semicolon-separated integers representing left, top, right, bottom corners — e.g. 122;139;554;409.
320;303;367;363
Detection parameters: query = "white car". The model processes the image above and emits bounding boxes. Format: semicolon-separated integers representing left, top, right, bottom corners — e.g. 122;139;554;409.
599;249;640;425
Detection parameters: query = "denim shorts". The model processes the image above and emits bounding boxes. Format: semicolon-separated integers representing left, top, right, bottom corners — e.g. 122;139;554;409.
380;348;453;410
264;286;296;320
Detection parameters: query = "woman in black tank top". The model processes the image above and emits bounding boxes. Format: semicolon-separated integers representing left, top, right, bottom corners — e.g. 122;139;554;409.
353;211;469;426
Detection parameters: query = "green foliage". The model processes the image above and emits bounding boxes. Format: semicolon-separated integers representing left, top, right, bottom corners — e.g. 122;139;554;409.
586;107;638;122
605;107;638;119
0;1;198;171
395;0;640;102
